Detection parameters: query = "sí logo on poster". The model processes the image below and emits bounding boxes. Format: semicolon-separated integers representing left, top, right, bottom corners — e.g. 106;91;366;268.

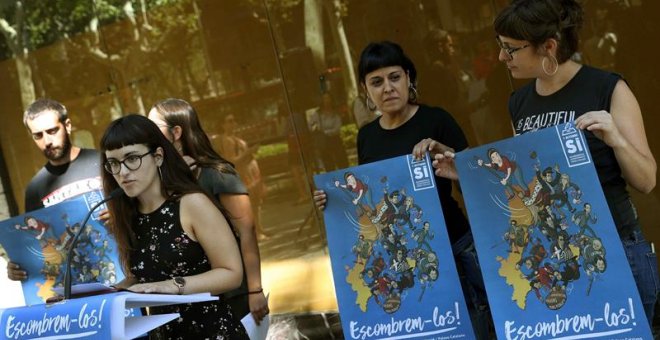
557;123;591;167
408;155;435;191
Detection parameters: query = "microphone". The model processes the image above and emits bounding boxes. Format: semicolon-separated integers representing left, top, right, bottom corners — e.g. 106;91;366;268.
64;187;124;300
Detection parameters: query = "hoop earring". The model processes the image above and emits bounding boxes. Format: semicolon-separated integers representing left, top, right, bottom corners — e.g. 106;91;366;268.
366;96;377;111
157;166;163;180
408;84;418;104
542;55;559;76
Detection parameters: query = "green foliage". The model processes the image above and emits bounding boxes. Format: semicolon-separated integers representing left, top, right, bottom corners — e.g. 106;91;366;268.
0;0;193;56
340;123;357;149
0;0;121;52
255;142;288;159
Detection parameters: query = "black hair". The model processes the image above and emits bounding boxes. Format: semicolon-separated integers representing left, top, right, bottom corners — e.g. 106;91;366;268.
592;255;607;273
487;148;499;159
357;41;417;87
99;114;205;273
494;0;583;63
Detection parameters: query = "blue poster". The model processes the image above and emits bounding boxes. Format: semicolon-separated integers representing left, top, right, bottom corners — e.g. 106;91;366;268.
455;123;651;339
0;192;124;306
314;154;475;340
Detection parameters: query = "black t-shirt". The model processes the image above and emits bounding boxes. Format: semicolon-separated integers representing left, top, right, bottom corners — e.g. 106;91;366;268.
24;148;102;212
357;104;469;243
197;166;248;197
197;165;250;311
509;65;626;199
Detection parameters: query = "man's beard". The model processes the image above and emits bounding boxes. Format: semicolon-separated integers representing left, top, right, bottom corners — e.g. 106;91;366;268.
44;136;72;162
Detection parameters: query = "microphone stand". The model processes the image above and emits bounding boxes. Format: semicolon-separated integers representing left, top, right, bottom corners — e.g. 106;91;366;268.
64;188;124;300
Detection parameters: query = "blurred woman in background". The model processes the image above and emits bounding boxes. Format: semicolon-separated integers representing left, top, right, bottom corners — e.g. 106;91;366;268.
149;98;269;324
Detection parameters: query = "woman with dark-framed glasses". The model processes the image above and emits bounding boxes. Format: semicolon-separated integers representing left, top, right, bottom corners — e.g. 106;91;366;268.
103;150;154;174
434;0;658;326
101;114;248;339
493;0;658;325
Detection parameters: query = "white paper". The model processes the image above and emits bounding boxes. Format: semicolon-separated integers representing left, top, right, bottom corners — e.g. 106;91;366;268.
241;293;270;340
52;282;114;295
241;312;270;340
122;292;217;309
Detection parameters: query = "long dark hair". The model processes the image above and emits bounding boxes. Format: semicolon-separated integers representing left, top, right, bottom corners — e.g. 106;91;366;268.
151;98;236;174
357;41;417;92
99;114;204;273
494;0;583;63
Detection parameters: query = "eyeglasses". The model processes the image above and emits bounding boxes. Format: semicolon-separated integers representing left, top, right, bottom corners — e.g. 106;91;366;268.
104;150;154;175
496;37;529;60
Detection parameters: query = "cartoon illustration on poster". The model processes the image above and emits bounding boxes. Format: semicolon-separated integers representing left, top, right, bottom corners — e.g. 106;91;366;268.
455;123;651;339
314;154;475;340
0;191;124;305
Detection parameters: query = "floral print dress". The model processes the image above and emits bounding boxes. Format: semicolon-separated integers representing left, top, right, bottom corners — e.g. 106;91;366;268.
130;198;248;340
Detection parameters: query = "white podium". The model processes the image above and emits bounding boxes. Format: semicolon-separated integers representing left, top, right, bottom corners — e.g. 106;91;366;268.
0;289;217;339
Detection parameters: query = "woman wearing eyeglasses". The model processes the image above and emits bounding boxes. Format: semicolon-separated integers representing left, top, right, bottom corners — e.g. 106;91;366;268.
101;114;248;339
148;98;269;324
436;0;657;325
496;0;657;324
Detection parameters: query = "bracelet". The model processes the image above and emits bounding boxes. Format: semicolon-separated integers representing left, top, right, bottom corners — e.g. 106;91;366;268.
248;288;263;295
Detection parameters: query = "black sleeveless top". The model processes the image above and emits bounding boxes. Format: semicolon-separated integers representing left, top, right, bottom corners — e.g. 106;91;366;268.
130;198;248;339
509;65;627;200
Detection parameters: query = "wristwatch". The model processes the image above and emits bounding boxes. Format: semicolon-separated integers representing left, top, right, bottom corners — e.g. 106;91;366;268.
173;277;186;295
